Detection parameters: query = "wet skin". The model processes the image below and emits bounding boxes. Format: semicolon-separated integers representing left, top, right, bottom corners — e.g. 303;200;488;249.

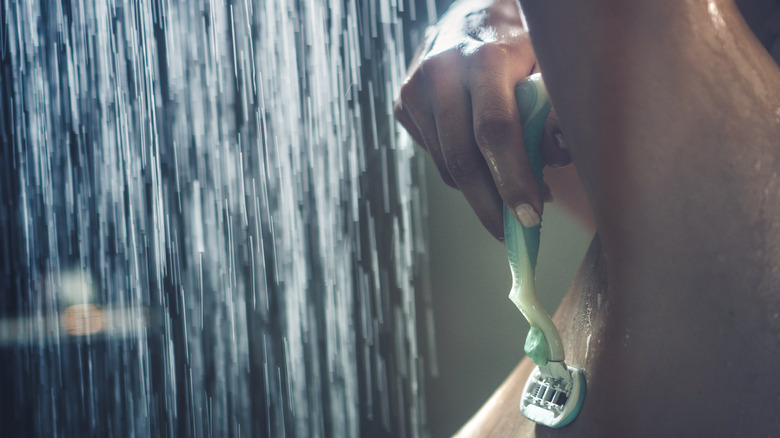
397;0;780;435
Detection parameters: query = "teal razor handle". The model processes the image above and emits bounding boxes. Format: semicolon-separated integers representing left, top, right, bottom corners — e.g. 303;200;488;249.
507;74;586;428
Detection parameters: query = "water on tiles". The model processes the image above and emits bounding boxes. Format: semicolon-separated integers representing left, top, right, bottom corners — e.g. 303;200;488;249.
0;0;438;436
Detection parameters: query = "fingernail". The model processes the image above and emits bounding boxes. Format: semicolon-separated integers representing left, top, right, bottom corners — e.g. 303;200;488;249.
554;132;567;150
514;203;540;228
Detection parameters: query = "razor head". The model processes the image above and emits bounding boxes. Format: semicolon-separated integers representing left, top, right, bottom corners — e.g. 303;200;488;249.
520;363;586;428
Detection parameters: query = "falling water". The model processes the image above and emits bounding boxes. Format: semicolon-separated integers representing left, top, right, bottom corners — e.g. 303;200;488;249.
0;0;437;436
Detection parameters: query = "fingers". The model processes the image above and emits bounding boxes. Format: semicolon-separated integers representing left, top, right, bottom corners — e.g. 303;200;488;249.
469;50;544;229
394;41;544;241
395;73;457;188
431;80;506;239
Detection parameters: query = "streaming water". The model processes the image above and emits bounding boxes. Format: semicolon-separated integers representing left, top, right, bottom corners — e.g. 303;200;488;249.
0;0;437;436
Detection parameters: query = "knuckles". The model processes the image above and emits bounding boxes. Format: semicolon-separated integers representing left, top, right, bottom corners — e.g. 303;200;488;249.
474;109;515;147
396;41;518;112
444;149;482;182
469;41;513;64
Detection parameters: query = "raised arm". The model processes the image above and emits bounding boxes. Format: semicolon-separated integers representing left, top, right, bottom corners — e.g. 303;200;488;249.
394;0;577;240
455;0;780;436
517;0;780;261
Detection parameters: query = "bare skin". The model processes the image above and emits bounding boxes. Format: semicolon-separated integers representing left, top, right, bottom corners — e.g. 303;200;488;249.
397;0;780;436
394;0;573;237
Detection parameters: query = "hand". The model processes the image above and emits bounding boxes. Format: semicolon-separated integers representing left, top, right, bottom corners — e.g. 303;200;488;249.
394;0;570;240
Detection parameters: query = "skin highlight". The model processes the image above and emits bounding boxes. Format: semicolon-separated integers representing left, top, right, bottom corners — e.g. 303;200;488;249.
396;0;780;436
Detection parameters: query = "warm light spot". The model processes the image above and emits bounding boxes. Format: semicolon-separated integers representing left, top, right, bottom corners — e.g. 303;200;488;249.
61;304;104;336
